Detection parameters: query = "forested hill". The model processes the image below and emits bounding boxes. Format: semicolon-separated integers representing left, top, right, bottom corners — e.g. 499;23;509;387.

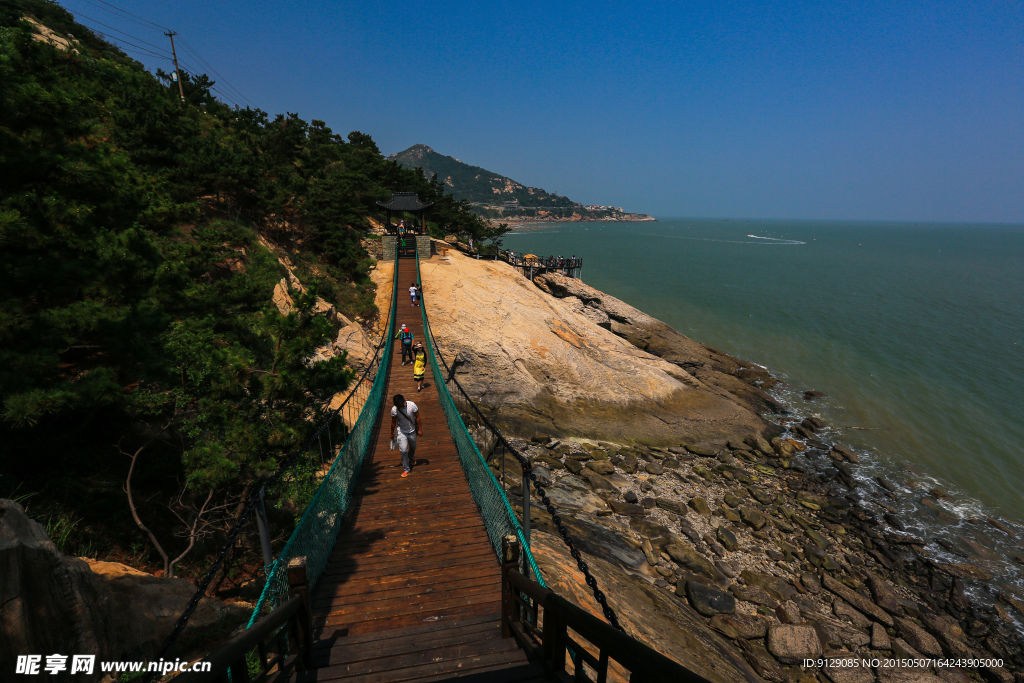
389;144;577;208
0;0;494;580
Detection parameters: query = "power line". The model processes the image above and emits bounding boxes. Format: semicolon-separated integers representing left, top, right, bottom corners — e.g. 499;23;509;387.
66;10;172;56
78;0;169;33
66;0;255;108
118;45;171;61
177;65;243;108
176;37;253;106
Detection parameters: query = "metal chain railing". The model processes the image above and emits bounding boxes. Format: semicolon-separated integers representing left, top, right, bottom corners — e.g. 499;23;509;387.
148;261;398;670
416;257;622;630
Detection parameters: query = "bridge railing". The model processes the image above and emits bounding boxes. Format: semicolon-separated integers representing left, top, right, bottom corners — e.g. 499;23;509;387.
501;537;711;683
415;257;545;584
247;262;398;624
149;261;397;672
417;255;625;629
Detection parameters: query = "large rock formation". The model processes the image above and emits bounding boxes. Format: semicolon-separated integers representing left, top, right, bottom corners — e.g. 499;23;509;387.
532;272;783;414
0;500;248;670
419;252;774;448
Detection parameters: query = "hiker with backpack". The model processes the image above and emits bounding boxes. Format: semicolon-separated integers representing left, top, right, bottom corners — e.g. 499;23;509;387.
395;324;414;365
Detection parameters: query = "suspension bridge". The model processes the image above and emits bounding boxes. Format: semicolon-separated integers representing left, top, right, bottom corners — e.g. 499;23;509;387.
166;243;708;683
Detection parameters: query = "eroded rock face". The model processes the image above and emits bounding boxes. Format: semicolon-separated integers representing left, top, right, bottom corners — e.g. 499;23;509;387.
0;500;248;668
533;272;785;414
530;531;763;683
419;253;773;448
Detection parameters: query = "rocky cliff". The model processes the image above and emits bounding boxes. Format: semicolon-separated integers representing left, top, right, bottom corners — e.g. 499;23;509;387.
418;250;776;448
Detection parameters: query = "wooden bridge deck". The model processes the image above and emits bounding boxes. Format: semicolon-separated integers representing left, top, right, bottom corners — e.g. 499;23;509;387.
300;255;543;683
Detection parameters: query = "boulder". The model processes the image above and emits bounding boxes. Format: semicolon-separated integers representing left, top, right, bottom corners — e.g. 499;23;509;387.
709;614;769;640
689;498;713;516
654;498;687;516
665;542;719;580
681;580;737;617
0;499;248;665
716;525;739;551
824;662;876;683
645;462;665;475
866;572;902;615
895;617;943;657
802;612;871;650
543;486;609;515
608;500;646;517
833;598;871;628
739;507;767;530
766;624;822;664
739;571;797;602
729;584;777;607
585;460;615;475
330;315;376;373
619;456;639;474
872;622;891;649
580;469;618;492
822;574;894;626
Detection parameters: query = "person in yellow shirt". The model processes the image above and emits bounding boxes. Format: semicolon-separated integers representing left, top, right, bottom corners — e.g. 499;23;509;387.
412;342;427;392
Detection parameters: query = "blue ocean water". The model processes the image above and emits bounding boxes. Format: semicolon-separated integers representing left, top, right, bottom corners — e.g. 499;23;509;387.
504;219;1024;528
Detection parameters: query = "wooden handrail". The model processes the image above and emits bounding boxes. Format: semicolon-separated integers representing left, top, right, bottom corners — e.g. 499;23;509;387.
500;536;710;683
174;557;313;683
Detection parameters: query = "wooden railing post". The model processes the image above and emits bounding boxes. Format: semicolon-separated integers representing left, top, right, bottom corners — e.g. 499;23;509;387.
288;556;313;669
542;592;566;675
501;535;520;638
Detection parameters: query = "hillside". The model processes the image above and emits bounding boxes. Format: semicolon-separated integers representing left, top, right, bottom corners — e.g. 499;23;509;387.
0;0;496;587
390;144;654;221
389;144;575;208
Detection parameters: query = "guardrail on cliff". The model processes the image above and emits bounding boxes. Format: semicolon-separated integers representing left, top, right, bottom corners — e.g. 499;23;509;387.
148;259;398;671
415;256;624;629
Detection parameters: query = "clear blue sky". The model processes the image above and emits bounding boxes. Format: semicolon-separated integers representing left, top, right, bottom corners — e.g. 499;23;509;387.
60;0;1024;222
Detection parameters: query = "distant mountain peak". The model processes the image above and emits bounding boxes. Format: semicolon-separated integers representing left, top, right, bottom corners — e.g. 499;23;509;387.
388;144;574;208
400;144;434;159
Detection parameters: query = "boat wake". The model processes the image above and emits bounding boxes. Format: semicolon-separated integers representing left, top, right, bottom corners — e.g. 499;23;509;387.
641;233;806;245
746;234;806;244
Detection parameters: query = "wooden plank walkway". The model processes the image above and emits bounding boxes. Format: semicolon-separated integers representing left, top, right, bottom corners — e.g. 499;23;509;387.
300;255;544;683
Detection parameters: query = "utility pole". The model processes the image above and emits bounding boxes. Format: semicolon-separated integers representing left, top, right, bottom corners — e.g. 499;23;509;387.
164;30;185;104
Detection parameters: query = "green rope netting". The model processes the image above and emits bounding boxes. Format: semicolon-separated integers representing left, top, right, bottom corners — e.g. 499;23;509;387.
247;262;398;626
416;256;546;585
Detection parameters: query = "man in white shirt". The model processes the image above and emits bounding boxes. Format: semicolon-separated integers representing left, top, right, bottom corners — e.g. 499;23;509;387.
390;394;421;477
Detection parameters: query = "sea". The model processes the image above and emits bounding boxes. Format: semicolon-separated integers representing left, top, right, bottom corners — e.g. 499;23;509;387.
504;218;1024;607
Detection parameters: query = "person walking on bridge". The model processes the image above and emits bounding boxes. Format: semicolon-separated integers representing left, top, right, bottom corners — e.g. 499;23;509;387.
412;341;427;392
410;282;419;307
396;324;414;365
391;394;421;477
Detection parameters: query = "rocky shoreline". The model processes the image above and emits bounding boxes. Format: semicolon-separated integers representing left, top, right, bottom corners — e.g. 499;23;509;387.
420;250;1024;683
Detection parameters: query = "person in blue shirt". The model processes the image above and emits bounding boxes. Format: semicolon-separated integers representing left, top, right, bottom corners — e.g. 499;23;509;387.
395;324;414;365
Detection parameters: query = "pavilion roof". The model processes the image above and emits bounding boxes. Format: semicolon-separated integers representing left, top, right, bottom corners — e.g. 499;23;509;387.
376;192;433;211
